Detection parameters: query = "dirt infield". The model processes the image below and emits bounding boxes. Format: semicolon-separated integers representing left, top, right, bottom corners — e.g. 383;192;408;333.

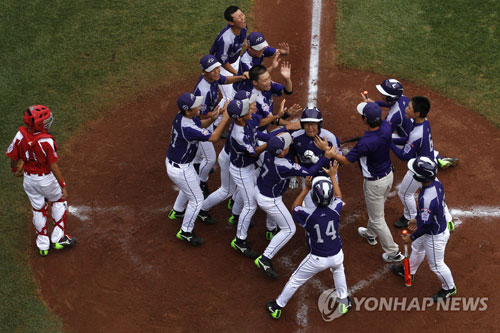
31;0;499;331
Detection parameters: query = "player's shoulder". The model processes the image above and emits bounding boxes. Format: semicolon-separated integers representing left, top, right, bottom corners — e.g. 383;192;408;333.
291;129;306;138
274;156;295;168
319;128;337;141
241;51;252;63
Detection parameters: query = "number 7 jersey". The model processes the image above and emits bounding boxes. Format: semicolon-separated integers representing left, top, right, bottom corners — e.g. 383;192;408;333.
292;198;344;257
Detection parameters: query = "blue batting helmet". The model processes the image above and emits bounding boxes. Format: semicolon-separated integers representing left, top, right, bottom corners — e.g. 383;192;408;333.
300;107;323;129
376;79;404;103
408;156;437;183
311;176;334;207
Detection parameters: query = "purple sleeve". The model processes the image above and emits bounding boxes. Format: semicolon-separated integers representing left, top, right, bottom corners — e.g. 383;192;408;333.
263;46;276;57
292;206;309;227
271;82;285;97
218;74;227;85
375;100;391;108
184;126;211;142
345;141;367;163
256;126;286;141
287;156;329;177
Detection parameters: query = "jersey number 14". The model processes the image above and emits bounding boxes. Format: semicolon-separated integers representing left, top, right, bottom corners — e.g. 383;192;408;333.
313;220;337;243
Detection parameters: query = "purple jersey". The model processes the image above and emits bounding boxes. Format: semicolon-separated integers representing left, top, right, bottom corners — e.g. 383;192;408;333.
252;82;284;131
391;120;435;161
209;25;247;65
345;120;393;179
166;113;211;163
293;198;344;257
377;95;413;138
233;47;276;92
290;128;340;170
257;152;329;198
194;74;227;116
410;179;448;240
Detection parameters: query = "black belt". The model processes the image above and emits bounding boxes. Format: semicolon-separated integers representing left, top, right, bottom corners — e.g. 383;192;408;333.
365;168;393;181
168;160;181;168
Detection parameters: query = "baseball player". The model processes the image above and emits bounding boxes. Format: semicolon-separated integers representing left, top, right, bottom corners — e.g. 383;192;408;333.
193;54;248;198
233;31;289;93
289;107;341;207
166;92;229;246
6;105;76;256
254;133;335;278
390;96;454;228
391;156;457;302
210;5;247;109
330;102;404;263
266;163;351;319
370;78;458;168
227;98;300;259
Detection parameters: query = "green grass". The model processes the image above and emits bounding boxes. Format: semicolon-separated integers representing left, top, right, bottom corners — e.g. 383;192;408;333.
336;0;500;126
0;1;250;330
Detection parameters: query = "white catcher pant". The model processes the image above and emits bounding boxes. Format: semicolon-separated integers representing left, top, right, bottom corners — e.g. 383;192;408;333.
409;228;455;290
255;189;296;259
201;149;236;211
230;163;257;240
194;141;217;183
23;173;66;250
166;158;203;233
398;171;453;222
363;171;400;256
276;250;348;308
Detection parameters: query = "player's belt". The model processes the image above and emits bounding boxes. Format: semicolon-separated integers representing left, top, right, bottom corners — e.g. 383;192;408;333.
365;168;392;181
168;159;190;168
24;171;50;176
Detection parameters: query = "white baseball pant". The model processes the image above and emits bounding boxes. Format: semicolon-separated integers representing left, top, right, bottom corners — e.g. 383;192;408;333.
215;60;238;126
255;190;296;259
409;228;455;290
194;141;217;183
23;173;66;250
166;158;203;233
276;250;348;308
201;149;236;211
229;163;257;240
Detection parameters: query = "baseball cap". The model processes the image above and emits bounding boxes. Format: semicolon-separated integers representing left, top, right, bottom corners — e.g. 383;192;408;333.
247;32;269;51
200;54;221;72
177;93;203;112
234;90;258;104
227;99;250;119
357;102;382;121
267;132;292;156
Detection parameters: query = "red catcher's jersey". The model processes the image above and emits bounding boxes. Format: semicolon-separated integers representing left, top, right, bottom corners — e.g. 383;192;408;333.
6;126;58;174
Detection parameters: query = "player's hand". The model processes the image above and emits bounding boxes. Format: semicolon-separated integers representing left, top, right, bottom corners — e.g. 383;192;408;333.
277;99;286;118
288;176;299;189
14;160;24;177
304;176;313;189
322;160;339;176
407;218;417;231
271;50;281;70
314;135;330;151
61;187;68;200
401;233;411;243
280;61;291;80
278;42;290;56
360;92;374;103
242;71;250;80
286;104;302;118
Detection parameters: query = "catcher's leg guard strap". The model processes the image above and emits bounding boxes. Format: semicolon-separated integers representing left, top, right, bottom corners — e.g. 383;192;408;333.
51;201;67;243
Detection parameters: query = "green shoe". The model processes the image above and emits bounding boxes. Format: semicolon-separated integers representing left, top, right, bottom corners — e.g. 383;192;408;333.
53;235;77;250
168;209;184;220
437;157;458;169
266;228;278;241
39;249;49;256
337;297;352;315
228;214;238;225
447;220;455;231
227;198;234;211
266;300;282;319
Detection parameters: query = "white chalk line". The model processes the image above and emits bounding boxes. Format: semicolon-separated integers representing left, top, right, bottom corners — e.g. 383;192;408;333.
307;0;322;108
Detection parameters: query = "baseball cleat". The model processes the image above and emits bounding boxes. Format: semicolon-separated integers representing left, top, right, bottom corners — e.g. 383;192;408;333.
231;238;258;259
394;216;409;228
337;297;353;315
200;181;210;199
266;300;282;319
432;286;457;302
437;157;458;169
198;210;217;225
228;214;239;225
39;249;49;256
227;198;234;211
390;264;415;282
255;256;279;278
447;220;455;231
265;227;279;241
176;230;203;246
53;235;77;250
358;227;377;245
382;250;405;263
168;209;185;220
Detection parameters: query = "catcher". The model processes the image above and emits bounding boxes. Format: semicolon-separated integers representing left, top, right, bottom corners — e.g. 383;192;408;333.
6;105;76;256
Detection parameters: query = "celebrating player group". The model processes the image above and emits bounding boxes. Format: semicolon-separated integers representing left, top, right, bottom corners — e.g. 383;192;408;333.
5;5;460;322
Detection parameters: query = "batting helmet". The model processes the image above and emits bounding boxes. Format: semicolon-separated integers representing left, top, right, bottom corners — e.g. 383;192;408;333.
23;105;53;133
407;156;437;183
300;107;323;129
311;176;334;207
376;79;404;103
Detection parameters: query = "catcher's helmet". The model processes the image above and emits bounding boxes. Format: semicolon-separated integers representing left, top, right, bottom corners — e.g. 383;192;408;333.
408;156;437;183
300;107;323;129
23;105;53;133
376;79;404;103
311;176;334;207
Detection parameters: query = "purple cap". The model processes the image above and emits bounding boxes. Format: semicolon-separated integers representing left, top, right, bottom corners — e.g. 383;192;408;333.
247;32;269;51
227;99;250;119
267;133;292;156
234;90;257;103
177;93;203;112
200;54;221;72
357;102;382;121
